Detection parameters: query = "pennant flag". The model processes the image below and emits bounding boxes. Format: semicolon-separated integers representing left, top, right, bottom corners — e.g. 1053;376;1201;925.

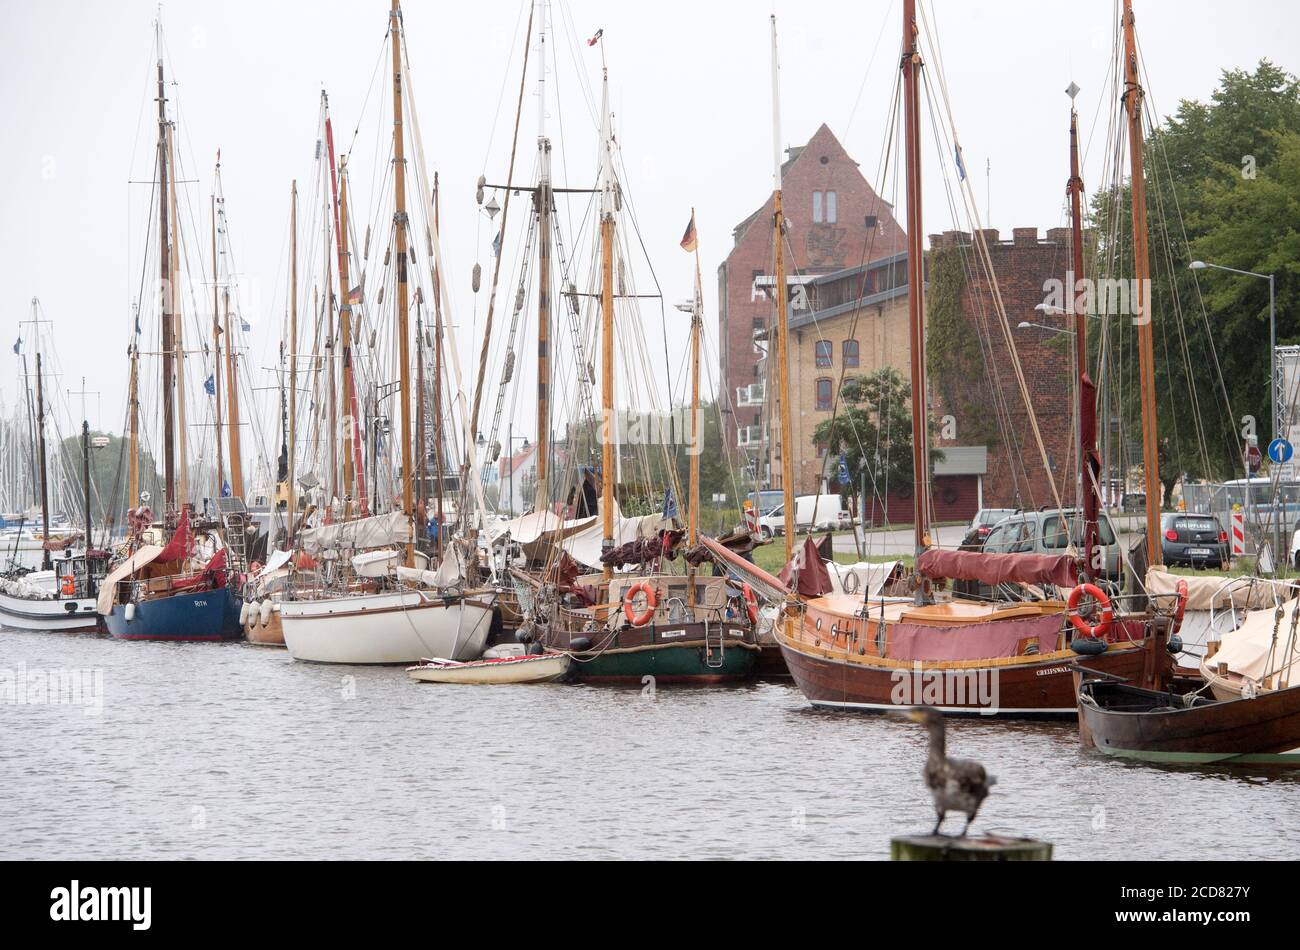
203;375;215;396
587;28;603;47
240;317;252;332
346;285;363;305
662;487;679;521
221;479;231;498
679;211;697;253
11;336;19;355
954;143;967;182
491;230;502;258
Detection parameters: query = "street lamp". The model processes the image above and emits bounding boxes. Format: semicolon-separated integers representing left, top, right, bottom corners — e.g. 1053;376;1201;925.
1017;320;1074;335
1190;259;1280;565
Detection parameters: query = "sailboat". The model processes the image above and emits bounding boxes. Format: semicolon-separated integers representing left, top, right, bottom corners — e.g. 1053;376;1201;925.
713;4;1184;715
98;28;242;642
0;314;105;634
279;1;495;665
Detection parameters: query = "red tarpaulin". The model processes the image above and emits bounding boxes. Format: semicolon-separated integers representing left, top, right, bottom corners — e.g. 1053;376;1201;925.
916;548;1077;588
156;514;192;563
778;537;834;597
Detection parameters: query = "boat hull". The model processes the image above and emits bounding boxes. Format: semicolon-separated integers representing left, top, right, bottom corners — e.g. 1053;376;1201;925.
546;620;758;684
1078;679;1300;766
244;604;285;647
0;590;101;633
407;652;570;684
104;586;243;642
280;590;495;664
777;607;1152;716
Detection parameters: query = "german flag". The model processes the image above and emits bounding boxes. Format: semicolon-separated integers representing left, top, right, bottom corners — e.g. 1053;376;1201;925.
679;211;697;253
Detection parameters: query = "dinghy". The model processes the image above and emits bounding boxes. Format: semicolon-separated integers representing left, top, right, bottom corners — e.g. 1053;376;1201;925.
406;651;571;685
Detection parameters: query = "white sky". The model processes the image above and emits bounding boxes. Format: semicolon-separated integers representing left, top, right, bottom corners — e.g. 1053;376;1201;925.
2;0;1297;447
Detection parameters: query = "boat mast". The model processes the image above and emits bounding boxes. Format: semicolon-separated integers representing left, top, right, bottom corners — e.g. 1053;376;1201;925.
390;0;414;566
127;306;140;511
35;350;50;571
322;164;338;515
156;46;176;511
433;175;446;553
211;182;225;495
334;154;360;518
533;2;553;514
82;420;93;555
599;58;616;583
165;123;189;509
222;281;243;499
770;15;795;561
1122;0;1161;566
901;0;931;569
1068;86;1102;572
288;179;298;541
688;210;703;609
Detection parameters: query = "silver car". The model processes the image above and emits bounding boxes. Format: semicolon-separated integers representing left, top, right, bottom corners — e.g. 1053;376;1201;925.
980;508;1122;578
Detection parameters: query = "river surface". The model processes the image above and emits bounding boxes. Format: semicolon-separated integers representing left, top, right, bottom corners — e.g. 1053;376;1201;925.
2;625;1296;860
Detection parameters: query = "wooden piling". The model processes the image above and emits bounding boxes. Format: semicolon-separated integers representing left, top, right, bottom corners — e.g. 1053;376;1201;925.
891;834;1053;861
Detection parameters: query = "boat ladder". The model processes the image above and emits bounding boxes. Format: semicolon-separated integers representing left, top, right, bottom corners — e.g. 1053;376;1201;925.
703;620;725;669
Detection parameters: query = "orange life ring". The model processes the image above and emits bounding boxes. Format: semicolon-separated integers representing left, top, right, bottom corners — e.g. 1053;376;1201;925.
1172;578;1188;634
1068;583;1113;640
622;582;657;627
60;575;76;596
741;583;759;624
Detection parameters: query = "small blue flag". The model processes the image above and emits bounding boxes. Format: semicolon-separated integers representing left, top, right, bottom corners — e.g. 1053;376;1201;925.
955;144;967;182
240;318;251;332
204;375;215;396
662;487;679;521
491;230;502;258
11;337;19;355
837;455;851;487
221;480;231;498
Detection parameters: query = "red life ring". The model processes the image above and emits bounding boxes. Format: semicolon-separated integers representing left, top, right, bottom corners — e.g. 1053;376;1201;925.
1068;583;1113;640
741;583;759;624
622;582;657;627
1172;578;1188;634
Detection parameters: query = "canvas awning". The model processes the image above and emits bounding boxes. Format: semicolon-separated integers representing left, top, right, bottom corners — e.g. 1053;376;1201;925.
96;544;164;615
297;511;410;555
1207;596;1300;686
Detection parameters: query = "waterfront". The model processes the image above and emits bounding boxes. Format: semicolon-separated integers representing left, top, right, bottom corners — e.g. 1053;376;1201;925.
2;627;1296;861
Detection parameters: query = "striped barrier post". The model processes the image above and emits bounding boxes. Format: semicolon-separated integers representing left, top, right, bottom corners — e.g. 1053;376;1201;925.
1231;507;1246;557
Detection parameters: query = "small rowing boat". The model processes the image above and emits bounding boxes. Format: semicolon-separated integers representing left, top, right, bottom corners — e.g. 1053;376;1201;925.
406;651;571;685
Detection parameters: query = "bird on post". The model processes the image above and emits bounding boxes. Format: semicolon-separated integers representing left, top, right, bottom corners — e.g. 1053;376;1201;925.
902;706;996;836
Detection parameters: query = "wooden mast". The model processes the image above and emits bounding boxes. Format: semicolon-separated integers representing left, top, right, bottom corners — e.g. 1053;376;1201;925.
770;16;796;562
534;5;552;514
432;172;446;554
1122;0;1161;566
211;183;224;495
288;179;299;540
687;209;703;609
223;282;243;498
335;155;358;518
901;0;931;572
1068;88;1102;572
82;420;93;556
35;350;50;571
156;50;176;511
391;0;414;567
599;60;616;584
127;306;140;510
323;170;338;514
165;123;189;508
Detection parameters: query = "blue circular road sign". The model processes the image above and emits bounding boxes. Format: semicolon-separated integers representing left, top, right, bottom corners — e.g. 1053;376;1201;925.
1268;438;1293;464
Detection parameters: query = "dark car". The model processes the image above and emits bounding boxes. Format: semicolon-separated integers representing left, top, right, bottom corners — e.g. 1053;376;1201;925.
959;508;1018;550
1121;492;1147;513
1161;512;1228;568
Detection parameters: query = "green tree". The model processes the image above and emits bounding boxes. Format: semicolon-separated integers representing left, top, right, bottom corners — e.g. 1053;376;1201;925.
58;430;163;531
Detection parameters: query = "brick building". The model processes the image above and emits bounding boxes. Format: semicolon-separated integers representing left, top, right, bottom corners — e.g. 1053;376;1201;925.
718;123;906;476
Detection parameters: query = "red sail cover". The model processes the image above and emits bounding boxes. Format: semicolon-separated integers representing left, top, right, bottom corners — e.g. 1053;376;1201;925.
917;549;1077;588
156;515;192;564
778;537;835;597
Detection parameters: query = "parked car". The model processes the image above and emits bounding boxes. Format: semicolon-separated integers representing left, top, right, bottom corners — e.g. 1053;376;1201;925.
758;494;846;538
980;507;1123;579
1120;492;1146;513
960;508;1018;549
1161;512;1228;568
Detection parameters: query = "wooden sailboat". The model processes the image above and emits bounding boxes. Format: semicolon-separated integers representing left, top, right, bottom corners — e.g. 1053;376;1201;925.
279;1;494;665
761;1;1176;715
99;34;242;642
517;33;756;682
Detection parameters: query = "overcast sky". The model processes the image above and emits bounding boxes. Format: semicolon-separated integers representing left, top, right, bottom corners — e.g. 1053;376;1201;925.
3;0;1297;447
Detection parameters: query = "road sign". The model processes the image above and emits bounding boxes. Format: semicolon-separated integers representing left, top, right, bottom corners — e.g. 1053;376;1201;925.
1246;444;1263;473
1268;437;1293;465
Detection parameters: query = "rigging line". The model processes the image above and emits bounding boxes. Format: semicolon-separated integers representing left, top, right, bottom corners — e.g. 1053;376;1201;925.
480;0;530;173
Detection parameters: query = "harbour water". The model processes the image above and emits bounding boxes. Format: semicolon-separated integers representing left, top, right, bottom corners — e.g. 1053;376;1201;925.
2;626;1297;860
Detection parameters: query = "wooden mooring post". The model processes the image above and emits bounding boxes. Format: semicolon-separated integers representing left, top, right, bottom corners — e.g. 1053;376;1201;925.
891;834;1053;861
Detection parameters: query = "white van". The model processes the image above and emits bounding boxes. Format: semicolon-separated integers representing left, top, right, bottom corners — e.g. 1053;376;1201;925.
758;494;846;538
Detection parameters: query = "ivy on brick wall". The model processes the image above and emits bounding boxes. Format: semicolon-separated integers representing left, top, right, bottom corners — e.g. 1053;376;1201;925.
924;245;1000;447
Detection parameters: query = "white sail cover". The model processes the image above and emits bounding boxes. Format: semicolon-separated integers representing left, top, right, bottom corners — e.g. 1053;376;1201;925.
826;561;901;598
298;512;410;555
256;549;294;579
1209;595;1300;686
395;545;464;590
1145;566;1276;611
486;510;597;547
556;500;672;570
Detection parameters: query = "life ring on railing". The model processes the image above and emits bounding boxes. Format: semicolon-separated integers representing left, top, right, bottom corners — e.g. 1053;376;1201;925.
1172;578;1188;634
1068;583;1113;640
60;575;75;596
622;582;657;627
741;583;760;624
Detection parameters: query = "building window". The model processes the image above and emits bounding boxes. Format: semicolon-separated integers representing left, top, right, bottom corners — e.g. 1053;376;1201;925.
864;214;877;229
816;377;833;410
843;339;859;367
816;442;828;458
812;191;823;224
826;191;837;224
815;340;832;367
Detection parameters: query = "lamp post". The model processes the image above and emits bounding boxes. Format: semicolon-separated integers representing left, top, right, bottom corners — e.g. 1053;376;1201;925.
1016;320;1075;336
1191;260;1279;567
